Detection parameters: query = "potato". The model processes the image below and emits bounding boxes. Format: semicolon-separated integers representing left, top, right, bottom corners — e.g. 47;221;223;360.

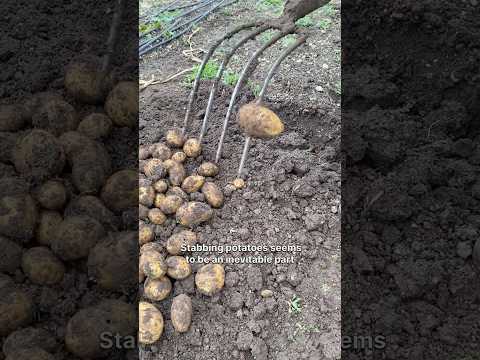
0;132;18;163
139;301;164;345
153;179;168;193
166;230;197;255
238;103;284;139
58;131;92;163
139;223;155;246
195;263;225;296
202;182;224;208
78;113;113;139
141;250;167;279
13;130;66;181
22;92;63;120
139;185;155;207
151;143;171;161
163;159;176;170
101;169;138;213
32;98;79;136
167;186;189;201
35;210;62;246
176;201;213;227
158;194;184;215
105;81;138;128
232;178;246;189
181;175;205;194
5;348;55;360
139;144;152;160
0;104;28;132
0;286;33;336
0;274;14;290
139;204;149;220
143;158;166;181
165;128;185;148
171;151;186;163
183;138;202;158
3;327;57;357
22;247;65;285
166;256;191;280
34;180;67;210
148;208;166;225
168;162;186;186
0;236;22;274
88;232;137;291
154;193;166;208
198;161;219;177
51;215;106;261
64;195;120;231
143;276;172;301
171;294;192;333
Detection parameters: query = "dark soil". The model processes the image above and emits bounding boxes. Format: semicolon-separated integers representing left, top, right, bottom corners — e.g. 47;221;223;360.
342;1;480;359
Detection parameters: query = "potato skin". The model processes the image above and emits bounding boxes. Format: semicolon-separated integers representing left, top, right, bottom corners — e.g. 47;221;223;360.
141;250;167;279
32;98;79;136
166;256;192;280
202;182;224;208
22;247;65;285
139;302;164;345
153;179;168;193
0;286;34;336
0;104;28;132
176;201;213;227
143;276;172;301
183;138;202;158
64;195;120;231
78;113;113;139
198;162;219;177
0;236;22;274
171;151;186;163
171;294;192;333
151;143;171;161
5;348;55;360
158;195;184;215
195;264;225;296
166;186;189;201
101;169;138;213
165;129;185;148
166;230;197;255
35;210;62;246
168;162;186;186
238;103;284;139
139;145;152;160
148;208;166;225
139;185;155;207
105;81;138;128
154;193;166;209
232;178;246;189
143;159;166;181
139;223;155;246
181;175;205;194
35;180;67;210
3;327;57;357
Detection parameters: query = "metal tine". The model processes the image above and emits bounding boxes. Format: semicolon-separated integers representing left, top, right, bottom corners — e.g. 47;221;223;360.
181;21;260;135
215;29;293;164
237;35;306;177
198;24;272;143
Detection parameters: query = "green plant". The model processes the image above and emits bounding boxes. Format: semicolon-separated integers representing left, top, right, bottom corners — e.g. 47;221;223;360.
259;29;276;43
223;70;240;87
319;3;336;17
184;60;220;86
296;15;315;28
248;81;261;97
317;18;332;30
281;34;297;47
288;295;302;315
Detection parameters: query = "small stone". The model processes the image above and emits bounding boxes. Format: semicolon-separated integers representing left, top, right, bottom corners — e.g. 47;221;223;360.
260;289;273;298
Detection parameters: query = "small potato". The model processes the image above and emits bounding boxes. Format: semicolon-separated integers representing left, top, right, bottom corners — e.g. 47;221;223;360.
139;185;155;207
5;348;55;360
153;179;168;193
143;276;172;301
32;98;79;136
165;129;185;148
176;201;213;227
51;215;106;261
151;143;171;161
162;159;176;170
35;180;67;210
232;178;246;189
77;113;113;139
105;81;138;128
141;250;167;279
198;162;219;177
139;204;149;220
166;256;192;280
101;169;138;213
35;210;62;246
0;104;28;132
168;162;186;186
171;151;186;163
158;195;184;215
22;247;65;285
238;102;284;139
143;159;166;181
0;286;34;336
139;223;155;246
183;138;202;158
171;294;192;333
181;175;205;194
139;302;164;345
202;182;224;208
139;145;152;160
3;327;57;357
64;195;120;231
148;208;166;225
166;230;197;255
0;132;18;164
0;236;22;274
195;263;225;296
167;186;189;201
154;193;166;208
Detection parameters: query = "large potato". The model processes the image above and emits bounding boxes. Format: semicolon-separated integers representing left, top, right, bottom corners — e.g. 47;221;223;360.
139;223;155;246
5;348;55;360
34;180;67;210
166;230;197;255
0;286;34;336
151;143;171;161
176;201;213;227
202;182;224;208
0;104;28;132
148;208;166;225
32;98;79;136
198;162;219;177
195;264;225;296
35;210;62;246
158;194;184;215
64;195;120;231
238;103;284;139
78;113;113;139
22;247;65;285
139;185;155;207
0;132;18;164
168;162;186;186
143;276;172;301
3;327;57;357
13;130;66;181
166;256;192;280
51;215;106;261
181;175;205;194
141;250;167;279
183;138;202;158
165;129;185;148
101;169;138;213
105;81;138;128
0;236;22;274
143;158;166;181
171;294;192;333
139;301;164;345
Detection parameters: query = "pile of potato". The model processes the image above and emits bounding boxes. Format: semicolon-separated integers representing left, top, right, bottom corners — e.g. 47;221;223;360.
138;132;228;344
0;69;138;358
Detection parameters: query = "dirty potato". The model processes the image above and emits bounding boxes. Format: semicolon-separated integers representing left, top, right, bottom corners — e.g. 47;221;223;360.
143;158;166;181
143;276;172;301
183;138;202;158
195;263;225;296
165;128;185;148
153;179;168;193
139;223;155;246
139;145;152;160
139;185;155;207
166;256;192;280
3;327;57;357
153;193;166;208
0;104;28;132
32;98;79;136
232;178;246;189
238;103;284;139
158;194;184;215
141;250;167;279
202;182;224;208
0;236;22;274
198;161;219;177
64;195;120;231
101;169;138;213
176;201;213;227
35;210;62;246
151;143;171;161
171;151;186;163
181;175;205;194
162;159;176;170
171;294;192;333
139;204;149;220
139;302;164;345
105;81;138;128
34;180;67;210
0;286;34;336
166;230;197;255
148;208;167;225
168;161;186;186
77;113;113;139
166;186;189;201
21;247;65;285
